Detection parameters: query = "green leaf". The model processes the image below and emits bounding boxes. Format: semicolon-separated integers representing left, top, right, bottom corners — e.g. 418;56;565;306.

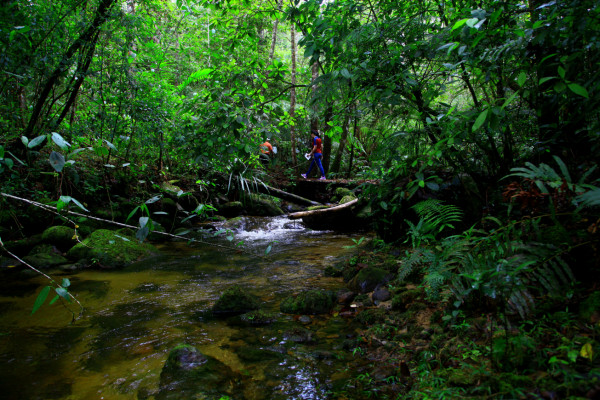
51;132;71;150
568;83;589;99
31;286;51;315
21;136;29;147
265;244;272;255
55;287;70;301
61;278;71;288
28;135;46;149
49;295;60;305
451;19;468;31
70;197;89;212
472;109;488;132
139;217;149;228
517;72;527;87
539;76;556;85
49;151;66;172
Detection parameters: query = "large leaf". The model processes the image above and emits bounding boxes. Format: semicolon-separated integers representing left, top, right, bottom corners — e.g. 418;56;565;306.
51;132;71;150
472;109;488;132
568;83;589;99
28;135;47;149
49;151;66;172
31;286;51;315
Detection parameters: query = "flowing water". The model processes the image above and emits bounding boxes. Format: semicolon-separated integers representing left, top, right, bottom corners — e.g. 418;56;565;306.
0;216;368;400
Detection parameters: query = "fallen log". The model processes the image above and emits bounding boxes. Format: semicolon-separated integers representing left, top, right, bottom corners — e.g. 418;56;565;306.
257;184;321;207
288;198;358;220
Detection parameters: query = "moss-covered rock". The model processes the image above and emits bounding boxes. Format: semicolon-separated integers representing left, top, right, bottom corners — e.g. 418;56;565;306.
392;288;422;310
41;225;78;251
212;285;261;315
347;267;392;293
22;244;69;269
218;201;244;217
239;310;277;325
159;344;237;398
339;195;356;205
66;229;157;268
243;194;284;216
280;289;337;315
333;187;355;202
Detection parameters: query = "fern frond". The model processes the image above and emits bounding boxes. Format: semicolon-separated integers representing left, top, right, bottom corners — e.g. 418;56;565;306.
411;199;463;234
576;187;600;208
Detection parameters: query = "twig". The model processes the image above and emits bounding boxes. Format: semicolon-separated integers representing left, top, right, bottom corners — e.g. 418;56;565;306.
0;238;84;320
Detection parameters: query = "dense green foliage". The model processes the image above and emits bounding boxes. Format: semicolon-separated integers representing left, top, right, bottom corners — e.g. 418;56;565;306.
1;0;599;398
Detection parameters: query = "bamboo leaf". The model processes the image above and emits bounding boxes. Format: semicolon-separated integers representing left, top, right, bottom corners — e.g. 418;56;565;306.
31;286;51;315
472;109;488;132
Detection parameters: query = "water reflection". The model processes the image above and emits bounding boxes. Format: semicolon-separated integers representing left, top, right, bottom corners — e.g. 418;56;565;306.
0;216;365;399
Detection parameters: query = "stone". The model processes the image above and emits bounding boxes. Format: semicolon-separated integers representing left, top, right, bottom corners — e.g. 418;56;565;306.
41;225;78;251
212;285;261;315
280;289;337;315
66;229;157;268
348;267;392;293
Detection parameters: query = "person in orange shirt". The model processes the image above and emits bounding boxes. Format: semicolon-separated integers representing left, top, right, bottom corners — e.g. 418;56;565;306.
301;130;326;180
260;139;273;165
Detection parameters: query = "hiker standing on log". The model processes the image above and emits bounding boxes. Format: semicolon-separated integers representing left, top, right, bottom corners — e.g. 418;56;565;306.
301;130;326;180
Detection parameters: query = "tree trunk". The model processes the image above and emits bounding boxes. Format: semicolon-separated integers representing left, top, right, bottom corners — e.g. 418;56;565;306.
22;0;117;139
289;23;298;167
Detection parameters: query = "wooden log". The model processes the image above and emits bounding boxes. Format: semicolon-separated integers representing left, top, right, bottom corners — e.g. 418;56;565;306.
257;184;321;207
288;198;358;219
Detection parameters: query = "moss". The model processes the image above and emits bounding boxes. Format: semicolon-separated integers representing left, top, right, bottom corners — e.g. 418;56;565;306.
447;367;478;387
239;310;277;325
347;267;390;293
66;229;157;268
339;195;356;204
579;291;600;322
280;289;336;315
41;226;78;250
356;309;387;325
212;285;261;315
22;244;69;269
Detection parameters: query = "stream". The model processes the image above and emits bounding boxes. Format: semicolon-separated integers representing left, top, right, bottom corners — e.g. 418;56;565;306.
0;216;368;400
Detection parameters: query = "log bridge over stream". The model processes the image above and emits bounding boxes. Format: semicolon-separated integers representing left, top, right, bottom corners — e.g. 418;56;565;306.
258;178;375;231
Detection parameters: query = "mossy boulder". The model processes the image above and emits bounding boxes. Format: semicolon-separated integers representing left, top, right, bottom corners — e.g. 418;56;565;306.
66;229;157;268
339;195;357;205
41;225;78;251
280;289;337;315
244;194;284;217
22;244;69;269
347;267;392;293
392;288;423;310
159;344;237;398
212;285;261;315
218;201;244;217
333;187;355;202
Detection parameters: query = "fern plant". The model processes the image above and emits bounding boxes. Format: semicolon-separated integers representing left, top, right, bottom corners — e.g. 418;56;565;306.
405;199;463;247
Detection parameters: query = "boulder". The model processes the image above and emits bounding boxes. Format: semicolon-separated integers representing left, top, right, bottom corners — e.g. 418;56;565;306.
280;289;337;315
218;201;244;218
23;244;69;269
41;225;78;251
66;229;157;268
158;344;237;399
347;267;392;293
243;194;284;217
212;285;261;315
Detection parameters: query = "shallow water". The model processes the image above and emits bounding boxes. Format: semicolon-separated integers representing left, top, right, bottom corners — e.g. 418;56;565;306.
0;216;367;400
